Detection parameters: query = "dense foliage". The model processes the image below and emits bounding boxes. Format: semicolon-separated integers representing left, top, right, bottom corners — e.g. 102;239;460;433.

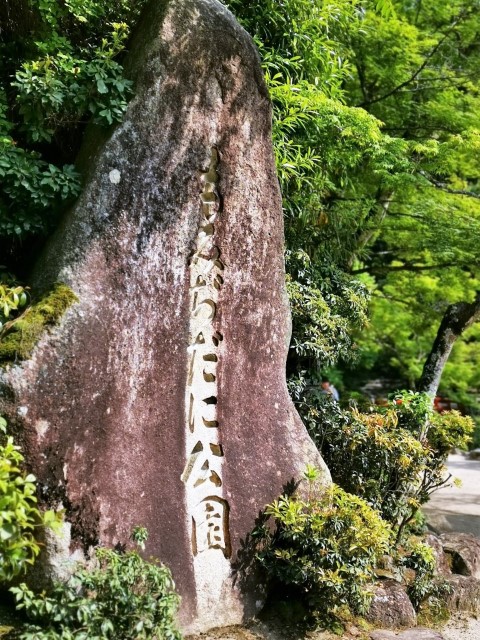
0;0;146;269
399;540;452;610
0;417;54;583
256;475;393;617
11;529;181;640
299;391;473;541
226;0;480;405
286;250;368;371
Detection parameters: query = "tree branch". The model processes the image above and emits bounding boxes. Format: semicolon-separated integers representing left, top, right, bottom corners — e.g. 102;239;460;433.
346;188;393;270
356;11;471;108
418;292;480;398
420;172;480;199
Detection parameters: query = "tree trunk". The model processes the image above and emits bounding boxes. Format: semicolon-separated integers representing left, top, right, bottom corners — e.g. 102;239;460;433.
418;292;480;398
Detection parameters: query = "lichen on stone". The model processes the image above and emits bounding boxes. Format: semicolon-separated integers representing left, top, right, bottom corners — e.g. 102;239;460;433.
0;283;78;364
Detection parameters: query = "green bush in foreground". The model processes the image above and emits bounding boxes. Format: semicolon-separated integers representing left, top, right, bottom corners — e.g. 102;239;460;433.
0;417;43;583
255;474;393;617
11;529;181;640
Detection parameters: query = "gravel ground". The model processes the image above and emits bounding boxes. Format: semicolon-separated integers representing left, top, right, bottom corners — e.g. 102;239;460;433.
186;616;480;640
423;454;480;537
441;614;480;640
420;453;480;637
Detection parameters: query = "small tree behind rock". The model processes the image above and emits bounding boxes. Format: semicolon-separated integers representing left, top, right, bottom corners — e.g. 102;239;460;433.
300;392;474;543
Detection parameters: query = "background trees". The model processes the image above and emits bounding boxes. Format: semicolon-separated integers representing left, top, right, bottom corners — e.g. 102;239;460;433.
345;0;480;404
2;0;480;407
227;0;480;413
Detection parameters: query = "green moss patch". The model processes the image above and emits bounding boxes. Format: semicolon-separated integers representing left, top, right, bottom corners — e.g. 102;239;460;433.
0;283;78;365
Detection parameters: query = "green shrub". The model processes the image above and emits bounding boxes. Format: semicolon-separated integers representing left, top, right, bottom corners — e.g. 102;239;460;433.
286;250;369;369
1;2;147;243
428;410;474;456
299;391;473;543
0;278;28;331
11;529;182;640
302;394;428;533
399;541;452;610
0;417;42;582
390;390;434;438
255;476;393;617
403;509;428;538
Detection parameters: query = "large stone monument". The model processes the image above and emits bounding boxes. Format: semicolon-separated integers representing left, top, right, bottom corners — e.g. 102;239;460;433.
0;0;329;632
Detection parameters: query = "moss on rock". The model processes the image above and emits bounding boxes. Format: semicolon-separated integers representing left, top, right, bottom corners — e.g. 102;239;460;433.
0;283;78;364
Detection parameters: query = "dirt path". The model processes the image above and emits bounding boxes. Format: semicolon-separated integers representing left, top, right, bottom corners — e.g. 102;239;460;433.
423;453;480;537
441;614;480;640
421;454;480;638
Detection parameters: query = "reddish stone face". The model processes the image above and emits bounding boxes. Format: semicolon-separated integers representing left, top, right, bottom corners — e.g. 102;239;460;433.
0;0;328;632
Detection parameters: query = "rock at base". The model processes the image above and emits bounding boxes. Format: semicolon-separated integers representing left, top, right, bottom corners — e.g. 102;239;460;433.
440;533;480;579
424;534;451;576
367;580;417;628
444;575;480;613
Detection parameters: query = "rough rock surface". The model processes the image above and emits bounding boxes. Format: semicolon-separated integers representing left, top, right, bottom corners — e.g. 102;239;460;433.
444;575;480;613
440;533;480;578
425;534;451;576
0;0;328;633
466;448;480;460
367;580;417;628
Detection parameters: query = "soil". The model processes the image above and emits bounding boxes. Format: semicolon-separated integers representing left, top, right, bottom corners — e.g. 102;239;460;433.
441;614;480;640
186;614;480;640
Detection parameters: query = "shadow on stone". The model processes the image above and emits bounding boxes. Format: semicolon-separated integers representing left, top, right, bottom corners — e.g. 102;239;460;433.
231;478;300;621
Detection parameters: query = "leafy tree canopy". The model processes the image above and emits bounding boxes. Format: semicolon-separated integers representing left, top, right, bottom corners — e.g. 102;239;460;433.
228;0;480;404
0;0;145;269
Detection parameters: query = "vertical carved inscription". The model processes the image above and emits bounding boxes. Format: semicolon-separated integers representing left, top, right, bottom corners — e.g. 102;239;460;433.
182;148;231;558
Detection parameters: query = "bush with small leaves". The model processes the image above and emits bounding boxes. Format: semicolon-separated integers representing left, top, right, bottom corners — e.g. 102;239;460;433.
255;474;393;618
399;541;452;610
11;529;182;640
428;410;474;457
300;391;473;543
0;1;147;245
